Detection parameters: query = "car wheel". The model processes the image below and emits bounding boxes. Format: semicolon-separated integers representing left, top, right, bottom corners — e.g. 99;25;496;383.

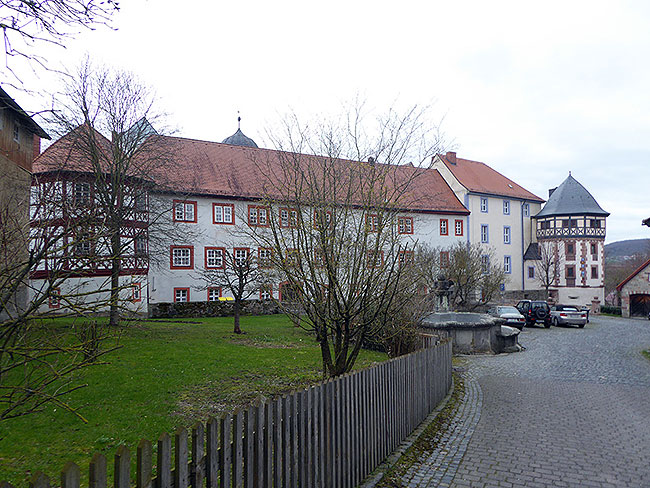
553;317;558;327
579;323;585;328
544;320;551;328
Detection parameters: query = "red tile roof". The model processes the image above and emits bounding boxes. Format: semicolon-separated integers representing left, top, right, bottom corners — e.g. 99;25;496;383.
616;257;650;292
33;132;469;215
437;153;544;202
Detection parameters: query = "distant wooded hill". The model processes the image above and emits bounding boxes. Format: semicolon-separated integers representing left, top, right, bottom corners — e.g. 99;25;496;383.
605;238;650;262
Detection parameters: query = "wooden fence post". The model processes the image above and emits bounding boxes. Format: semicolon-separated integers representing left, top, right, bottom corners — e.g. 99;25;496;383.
61;462;80;488
89;454;107;488
175;428;189;488
220;414;233;488
114;445;130;488
136;440;152;488
157;433;171;488
191;423;205;488
29;472;50;488
206;417;219;488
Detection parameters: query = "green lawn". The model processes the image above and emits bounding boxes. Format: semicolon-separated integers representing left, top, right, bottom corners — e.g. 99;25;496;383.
643;350;650;362
0;315;386;486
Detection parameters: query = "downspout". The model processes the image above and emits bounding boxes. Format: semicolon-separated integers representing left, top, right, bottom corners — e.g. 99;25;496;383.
464;193;470;246
521;200;525;292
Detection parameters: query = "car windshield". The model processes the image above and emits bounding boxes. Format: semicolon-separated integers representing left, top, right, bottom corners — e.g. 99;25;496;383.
498;306;519;314
562;307;578;311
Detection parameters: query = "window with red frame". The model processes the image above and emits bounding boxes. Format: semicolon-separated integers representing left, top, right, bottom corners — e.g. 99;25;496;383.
398;250;414;266
234;248;250;267
366;214;379;232
131;283;142;302
258;248;273;268
440;219;448;236
440;251;450;267
170;246;194;269
279;208;298;228
367;250;384;268
260;284;273;300
207;287;222;301
173;200;197;223
213;203;235;224
454;219;463;236
248;205;269;227
174;287;189;302
398;217;414;234
313;209;332;229
591;266;598;279
284;248;300;267
205;247;225;269
49;288;61;308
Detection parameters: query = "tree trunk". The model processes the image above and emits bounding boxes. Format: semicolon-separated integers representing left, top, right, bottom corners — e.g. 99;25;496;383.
109;231;121;327
233;299;242;334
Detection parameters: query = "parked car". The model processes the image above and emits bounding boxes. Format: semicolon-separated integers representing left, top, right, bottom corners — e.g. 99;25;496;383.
487;305;526;330
549;305;587;328
516;300;551;328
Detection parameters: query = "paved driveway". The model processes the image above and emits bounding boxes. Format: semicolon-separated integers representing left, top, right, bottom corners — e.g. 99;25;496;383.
400;315;650;488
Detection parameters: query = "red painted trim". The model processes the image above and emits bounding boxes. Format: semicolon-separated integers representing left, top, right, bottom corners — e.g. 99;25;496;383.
173;287;190;302
170;245;194;269
399;250;414;266
279;207;298;228
204;246;226;269
454;219;463;236
207;286;222;301
440;251;450;267
259;284;273;300
258;247;273;268
131;283;142;302
397;216;414;235
366;214;378;232
212;203;235;225
440;219;448;236
48;287;61;308
247;205;270;227
172;200;198;223
313;209;332;229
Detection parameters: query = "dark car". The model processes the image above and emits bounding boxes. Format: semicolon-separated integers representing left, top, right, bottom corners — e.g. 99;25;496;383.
516;300;551;328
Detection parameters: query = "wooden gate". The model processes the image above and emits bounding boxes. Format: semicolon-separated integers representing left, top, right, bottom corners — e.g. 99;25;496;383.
629;294;650;317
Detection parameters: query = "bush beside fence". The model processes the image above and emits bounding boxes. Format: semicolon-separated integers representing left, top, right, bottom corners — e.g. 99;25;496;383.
2;341;452;488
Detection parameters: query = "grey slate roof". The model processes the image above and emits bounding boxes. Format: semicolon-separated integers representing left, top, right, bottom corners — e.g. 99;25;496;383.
222;128;258;148
535;174;609;218
523;243;541;260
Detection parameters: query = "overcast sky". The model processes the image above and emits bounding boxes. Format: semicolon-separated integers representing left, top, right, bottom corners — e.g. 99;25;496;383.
7;0;650;244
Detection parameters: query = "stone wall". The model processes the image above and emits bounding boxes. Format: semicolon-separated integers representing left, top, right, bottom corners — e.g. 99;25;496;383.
149;299;283;318
619;262;650;317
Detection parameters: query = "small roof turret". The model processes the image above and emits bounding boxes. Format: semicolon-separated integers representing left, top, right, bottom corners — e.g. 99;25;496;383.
535;173;609;218
222;116;258;148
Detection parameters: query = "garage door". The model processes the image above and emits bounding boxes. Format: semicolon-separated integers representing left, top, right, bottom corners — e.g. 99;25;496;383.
630;294;650;317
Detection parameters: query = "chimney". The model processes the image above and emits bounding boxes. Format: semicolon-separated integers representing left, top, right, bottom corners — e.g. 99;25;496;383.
548;187;557;197
367;156;375;164
446;151;457;165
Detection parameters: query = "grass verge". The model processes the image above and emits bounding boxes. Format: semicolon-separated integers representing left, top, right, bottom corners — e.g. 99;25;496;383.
0;315;386;486
374;371;465;487
642;350;650;362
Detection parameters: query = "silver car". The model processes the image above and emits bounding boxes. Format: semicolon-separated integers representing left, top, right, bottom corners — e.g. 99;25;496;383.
488;305;526;330
549;305;588;328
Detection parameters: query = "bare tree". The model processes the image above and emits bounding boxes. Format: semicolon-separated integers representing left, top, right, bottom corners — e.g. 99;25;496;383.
444;242;507;310
1;0;119;82
535;242;562;300
44;60;188;327
196;246;267;334
247;103;443;377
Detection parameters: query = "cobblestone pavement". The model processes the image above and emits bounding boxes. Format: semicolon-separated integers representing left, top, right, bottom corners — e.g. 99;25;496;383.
399;315;650;487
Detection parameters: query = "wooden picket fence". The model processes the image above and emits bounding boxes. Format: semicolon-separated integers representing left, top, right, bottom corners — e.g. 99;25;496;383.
3;341;452;488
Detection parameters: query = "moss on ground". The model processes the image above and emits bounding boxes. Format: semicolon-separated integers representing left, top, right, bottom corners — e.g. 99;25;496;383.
642;350;650;362
375;371;466;487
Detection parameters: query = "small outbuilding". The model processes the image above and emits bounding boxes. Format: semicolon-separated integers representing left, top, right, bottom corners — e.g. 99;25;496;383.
616;258;650;318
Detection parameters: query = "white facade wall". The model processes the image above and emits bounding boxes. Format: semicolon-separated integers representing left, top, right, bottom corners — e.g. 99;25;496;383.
149;193;468;304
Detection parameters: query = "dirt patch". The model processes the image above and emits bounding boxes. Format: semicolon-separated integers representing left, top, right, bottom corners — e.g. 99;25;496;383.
226;334;297;349
174;370;323;422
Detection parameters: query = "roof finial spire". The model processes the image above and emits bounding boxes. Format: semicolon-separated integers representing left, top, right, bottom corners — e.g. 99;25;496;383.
569;170;572;176
238;111;241;130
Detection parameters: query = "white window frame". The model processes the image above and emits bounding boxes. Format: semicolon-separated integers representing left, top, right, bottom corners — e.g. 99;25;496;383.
480;197;488;213
528;266;535;279
503;200;510;215
208;287;222;301
205;248;224;269
504;255;511;274
234;248;250;267
172;247;192;268
213;203;234;224
174;288;189;302
174;201;196;222
523;203;530;217
481;255;490;274
481;224;489;243
503;226;511;244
